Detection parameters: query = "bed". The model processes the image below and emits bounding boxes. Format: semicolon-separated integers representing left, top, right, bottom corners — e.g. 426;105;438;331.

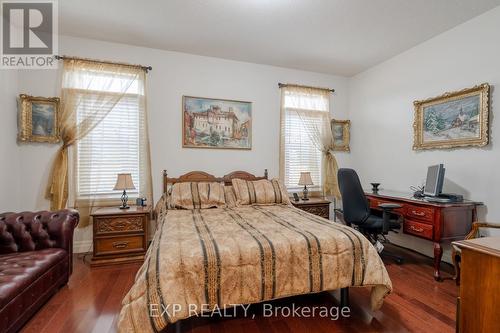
117;170;392;333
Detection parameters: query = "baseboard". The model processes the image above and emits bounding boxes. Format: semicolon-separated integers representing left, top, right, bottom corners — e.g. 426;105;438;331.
73;240;93;254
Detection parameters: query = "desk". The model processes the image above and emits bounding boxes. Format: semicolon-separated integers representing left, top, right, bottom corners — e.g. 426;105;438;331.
453;237;500;333
365;190;481;280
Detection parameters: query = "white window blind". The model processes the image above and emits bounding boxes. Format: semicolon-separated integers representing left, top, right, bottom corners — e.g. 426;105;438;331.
282;89;329;191
73;70;146;200
77;95;141;198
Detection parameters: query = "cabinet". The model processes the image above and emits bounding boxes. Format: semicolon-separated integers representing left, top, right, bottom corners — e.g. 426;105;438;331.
91;206;150;266
291;197;331;219
453;237;500;333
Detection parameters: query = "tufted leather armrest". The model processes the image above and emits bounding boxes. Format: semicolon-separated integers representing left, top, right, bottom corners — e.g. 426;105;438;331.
0;209;79;255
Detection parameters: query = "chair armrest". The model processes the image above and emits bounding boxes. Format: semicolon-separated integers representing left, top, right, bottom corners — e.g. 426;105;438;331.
378;204;402;234
378;203;402;210
465;222;500;239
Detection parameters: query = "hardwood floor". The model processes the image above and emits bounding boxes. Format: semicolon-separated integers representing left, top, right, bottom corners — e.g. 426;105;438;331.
21;245;458;333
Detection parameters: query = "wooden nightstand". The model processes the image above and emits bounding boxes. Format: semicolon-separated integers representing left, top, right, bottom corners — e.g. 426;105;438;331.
91;206;150;267
291;197;331;219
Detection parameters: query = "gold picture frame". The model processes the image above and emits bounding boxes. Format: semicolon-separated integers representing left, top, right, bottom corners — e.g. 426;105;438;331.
413;84;489;150
18;94;61;143
331;119;350;152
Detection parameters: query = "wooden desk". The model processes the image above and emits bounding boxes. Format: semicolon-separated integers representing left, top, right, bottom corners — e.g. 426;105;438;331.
453;237;500;333
365;190;481;280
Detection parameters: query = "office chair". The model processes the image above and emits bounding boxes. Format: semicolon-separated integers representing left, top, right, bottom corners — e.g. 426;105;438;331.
337;168;404;264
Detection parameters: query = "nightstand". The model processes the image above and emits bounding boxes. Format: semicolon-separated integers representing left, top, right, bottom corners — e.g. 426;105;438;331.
291;197;331;219
90;206;150;267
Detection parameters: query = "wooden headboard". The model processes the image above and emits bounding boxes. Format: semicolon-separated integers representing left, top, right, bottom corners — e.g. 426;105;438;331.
163;169;268;193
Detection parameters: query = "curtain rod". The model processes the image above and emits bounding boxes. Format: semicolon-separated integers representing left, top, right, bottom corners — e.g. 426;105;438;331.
278;82;335;93
54;55;152;73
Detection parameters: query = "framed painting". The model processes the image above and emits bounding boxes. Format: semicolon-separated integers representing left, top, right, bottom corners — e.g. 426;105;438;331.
18;94;60;143
413;84;490;150
331;119;350;152
183;96;252;149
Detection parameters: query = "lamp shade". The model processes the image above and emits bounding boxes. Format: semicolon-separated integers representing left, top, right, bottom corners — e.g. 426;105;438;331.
298;172;314;186
113;173;136;190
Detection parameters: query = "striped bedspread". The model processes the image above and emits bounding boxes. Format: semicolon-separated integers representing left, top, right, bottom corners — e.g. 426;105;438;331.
118;205;392;332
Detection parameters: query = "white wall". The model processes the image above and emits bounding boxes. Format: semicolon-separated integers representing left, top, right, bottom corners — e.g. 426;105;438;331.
349;6;500;261
9;6;500;258
13;35;350;251
0;70;20;212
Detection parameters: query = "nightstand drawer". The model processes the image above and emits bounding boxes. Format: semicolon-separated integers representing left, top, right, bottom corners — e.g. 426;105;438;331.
94;235;145;256
291;197;331;220
94;215;145;235
301;205;329;219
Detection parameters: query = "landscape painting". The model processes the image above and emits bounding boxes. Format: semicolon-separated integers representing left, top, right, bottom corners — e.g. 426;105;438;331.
413;84;489;150
18;94;60;143
32;103;56;137
183;96;252;149
331;119;350;152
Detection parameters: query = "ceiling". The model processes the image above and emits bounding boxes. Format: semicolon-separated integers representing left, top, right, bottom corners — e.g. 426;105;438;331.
59;0;500;76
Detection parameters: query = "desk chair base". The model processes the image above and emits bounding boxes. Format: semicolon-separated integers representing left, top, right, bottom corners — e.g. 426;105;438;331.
364;233;404;265
381;250;404;265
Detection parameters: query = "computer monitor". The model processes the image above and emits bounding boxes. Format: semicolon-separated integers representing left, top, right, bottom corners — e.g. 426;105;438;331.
424;164;445;197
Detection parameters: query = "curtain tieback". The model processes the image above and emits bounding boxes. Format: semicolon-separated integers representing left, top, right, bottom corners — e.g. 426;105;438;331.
62;139;75;149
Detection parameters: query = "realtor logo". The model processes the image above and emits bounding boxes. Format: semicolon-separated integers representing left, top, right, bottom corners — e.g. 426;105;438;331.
1;0;58;68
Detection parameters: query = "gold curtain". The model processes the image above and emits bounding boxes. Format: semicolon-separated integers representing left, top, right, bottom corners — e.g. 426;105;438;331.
279;86;341;198
46;59;147;227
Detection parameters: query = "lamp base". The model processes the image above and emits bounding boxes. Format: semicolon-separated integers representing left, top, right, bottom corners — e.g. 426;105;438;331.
119;190;130;209
302;185;309;201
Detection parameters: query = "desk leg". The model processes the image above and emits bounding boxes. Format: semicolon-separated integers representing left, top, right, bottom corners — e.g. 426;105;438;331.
433;242;443;281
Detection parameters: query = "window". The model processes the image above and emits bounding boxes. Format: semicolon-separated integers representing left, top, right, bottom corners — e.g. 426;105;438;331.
281;88;329;191
73;70;147;199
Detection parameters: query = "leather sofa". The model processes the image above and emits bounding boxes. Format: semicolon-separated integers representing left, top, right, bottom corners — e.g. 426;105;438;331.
0;209;79;333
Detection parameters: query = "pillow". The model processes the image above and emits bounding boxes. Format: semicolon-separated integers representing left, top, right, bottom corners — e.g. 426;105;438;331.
223;185;238;208
170;182;226;209
231;178;290;205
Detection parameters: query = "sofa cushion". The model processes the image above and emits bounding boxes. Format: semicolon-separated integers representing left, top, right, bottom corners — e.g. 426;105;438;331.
0;248;67;308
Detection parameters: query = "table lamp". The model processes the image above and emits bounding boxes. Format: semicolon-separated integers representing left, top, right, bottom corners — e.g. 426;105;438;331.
298;172;314;201
114;173;136;209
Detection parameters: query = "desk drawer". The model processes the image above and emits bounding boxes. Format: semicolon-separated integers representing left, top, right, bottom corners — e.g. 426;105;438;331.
369;198;406;215
404;220;433;240
95;235;145;256
406;205;434;223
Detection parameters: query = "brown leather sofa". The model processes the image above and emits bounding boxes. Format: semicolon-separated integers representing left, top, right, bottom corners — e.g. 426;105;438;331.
0;209;79;333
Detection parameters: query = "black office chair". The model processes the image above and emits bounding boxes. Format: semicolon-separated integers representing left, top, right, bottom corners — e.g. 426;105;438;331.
338;168;404;264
